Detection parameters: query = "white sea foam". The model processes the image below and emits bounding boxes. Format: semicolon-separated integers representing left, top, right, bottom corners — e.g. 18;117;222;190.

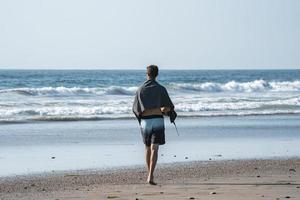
0;106;131;117
0;80;300;123
269;81;300;92
175;97;300;112
0;95;299;122
2;109;300;123
171;80;300;93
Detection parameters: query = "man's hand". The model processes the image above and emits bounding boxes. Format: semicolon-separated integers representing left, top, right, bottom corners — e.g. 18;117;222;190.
168;110;177;123
160;107;171;115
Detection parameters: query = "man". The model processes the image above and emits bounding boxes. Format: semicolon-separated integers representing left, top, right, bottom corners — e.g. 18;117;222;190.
133;65;175;185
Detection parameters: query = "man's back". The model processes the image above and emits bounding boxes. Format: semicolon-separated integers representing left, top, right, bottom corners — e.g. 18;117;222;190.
133;79;174;120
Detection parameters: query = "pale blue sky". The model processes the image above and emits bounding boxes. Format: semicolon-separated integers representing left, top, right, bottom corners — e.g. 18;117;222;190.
0;0;299;70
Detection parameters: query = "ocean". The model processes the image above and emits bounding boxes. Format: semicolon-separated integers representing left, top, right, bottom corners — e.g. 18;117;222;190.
1;69;300;176
0;69;300;123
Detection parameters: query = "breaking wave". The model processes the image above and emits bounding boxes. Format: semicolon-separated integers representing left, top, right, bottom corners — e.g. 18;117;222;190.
0;96;299;123
171;80;300;93
0;86;138;96
0;78;300;123
1;80;300;97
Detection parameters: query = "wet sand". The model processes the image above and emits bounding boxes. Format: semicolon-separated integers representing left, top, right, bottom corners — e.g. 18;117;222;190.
2;115;300;177
1;158;299;199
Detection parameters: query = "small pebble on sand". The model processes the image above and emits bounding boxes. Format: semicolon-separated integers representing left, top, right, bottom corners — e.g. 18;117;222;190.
189;197;195;199
185;157;188;159
107;195;119;199
285;196;291;199
209;192;216;195
51;156;55;159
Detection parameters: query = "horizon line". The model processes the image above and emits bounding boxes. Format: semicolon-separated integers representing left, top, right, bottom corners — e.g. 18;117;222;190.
0;67;299;71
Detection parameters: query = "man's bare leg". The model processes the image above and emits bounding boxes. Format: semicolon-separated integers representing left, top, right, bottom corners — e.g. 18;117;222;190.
145;146;151;171
147;144;159;185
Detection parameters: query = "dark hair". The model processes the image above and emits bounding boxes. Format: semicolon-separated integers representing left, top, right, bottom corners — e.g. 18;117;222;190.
147;65;159;79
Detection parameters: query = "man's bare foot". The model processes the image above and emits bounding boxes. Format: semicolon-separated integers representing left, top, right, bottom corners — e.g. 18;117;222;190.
147;175;157;185
147;180;157;185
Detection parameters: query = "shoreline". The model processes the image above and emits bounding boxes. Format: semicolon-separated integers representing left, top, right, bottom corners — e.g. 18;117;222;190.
1;158;299;199
2;113;300;125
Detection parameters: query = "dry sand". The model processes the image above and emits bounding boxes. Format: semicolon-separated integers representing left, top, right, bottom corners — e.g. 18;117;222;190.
0;158;299;200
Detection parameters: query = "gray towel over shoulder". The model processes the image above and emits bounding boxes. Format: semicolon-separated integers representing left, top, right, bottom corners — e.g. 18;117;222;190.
132;79;174;122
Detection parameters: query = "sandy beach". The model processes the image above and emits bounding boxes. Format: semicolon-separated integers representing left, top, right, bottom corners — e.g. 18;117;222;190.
1;158;299;200
1;70;300;199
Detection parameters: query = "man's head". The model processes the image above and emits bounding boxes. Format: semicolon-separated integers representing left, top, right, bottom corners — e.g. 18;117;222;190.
146;65;159;80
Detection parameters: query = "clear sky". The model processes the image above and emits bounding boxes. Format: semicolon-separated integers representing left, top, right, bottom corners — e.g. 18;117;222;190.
0;0;299;70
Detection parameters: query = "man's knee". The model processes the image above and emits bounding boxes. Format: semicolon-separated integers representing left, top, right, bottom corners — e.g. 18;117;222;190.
151;144;159;152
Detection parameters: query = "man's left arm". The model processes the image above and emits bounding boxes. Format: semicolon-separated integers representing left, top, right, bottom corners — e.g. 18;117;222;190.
162;87;177;122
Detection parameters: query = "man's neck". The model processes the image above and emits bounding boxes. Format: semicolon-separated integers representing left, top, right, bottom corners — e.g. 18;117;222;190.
147;78;156;81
